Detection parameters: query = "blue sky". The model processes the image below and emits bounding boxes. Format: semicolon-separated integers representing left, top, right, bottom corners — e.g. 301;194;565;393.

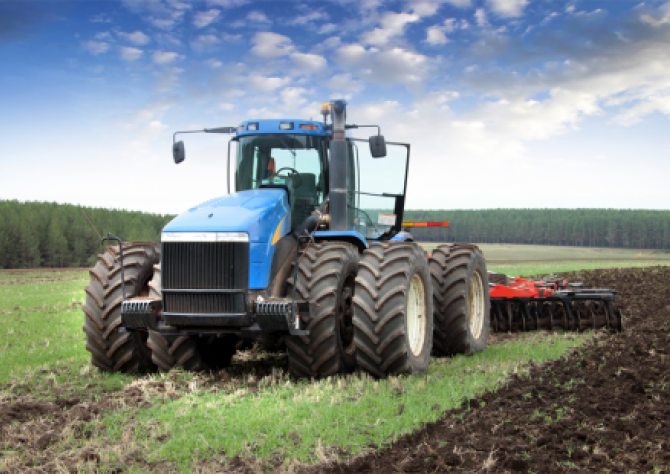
2;0;670;214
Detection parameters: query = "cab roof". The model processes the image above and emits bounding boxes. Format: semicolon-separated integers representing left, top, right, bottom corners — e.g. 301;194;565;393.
236;119;327;137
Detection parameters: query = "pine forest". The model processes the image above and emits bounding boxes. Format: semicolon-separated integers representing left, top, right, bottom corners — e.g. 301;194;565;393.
1;201;669;269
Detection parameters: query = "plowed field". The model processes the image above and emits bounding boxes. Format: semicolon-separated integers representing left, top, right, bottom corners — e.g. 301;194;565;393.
1;266;668;472
307;266;670;473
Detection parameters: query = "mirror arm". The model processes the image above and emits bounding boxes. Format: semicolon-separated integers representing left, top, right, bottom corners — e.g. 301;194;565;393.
173;127;237;143
345;124;381;135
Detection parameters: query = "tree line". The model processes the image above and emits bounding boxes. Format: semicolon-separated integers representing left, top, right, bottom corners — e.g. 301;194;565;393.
0;200;174;269
403;208;670;249
2;201;669;269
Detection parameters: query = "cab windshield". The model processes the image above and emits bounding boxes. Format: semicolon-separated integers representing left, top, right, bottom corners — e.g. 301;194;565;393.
236;134;325;230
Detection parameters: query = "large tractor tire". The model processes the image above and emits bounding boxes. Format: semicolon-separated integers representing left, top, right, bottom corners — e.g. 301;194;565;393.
285;241;358;378
145;264;207;372
353;242;433;377
82;243;158;372
430;243;490;356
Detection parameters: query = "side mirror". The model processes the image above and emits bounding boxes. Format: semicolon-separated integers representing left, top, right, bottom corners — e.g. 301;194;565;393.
173;141;185;164
369;135;387;158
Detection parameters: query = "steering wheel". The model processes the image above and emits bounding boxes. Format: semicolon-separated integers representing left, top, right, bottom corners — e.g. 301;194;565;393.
273;167;303;188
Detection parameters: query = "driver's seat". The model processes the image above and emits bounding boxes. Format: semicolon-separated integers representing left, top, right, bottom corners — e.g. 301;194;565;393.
292;173;317;230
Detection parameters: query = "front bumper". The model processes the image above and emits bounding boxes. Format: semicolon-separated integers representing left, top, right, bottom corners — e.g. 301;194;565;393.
120;294;311;336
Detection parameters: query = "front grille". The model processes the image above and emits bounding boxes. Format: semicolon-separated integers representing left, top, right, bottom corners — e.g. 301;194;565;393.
164;292;244;314
162;242;249;315
162;242;248;290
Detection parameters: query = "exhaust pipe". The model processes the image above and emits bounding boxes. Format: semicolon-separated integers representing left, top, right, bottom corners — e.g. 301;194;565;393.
329;99;348;231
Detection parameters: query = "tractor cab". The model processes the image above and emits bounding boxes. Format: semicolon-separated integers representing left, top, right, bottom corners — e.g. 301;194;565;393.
232;119;410;240
234;126;327;232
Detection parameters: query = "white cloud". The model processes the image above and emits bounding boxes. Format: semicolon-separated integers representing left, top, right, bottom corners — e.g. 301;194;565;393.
133;100;176;123
486;0;529;17
207;0;250;6
152;50;183;64
191;34;220;52
120;46;143;61
94;31;112;40
336;43;368;64
327;73;364;97
318;23;338;34
362;12;420;46
222;33;242;42
426;26;448;44
219;102;234;110
205;59;223;68
142;120;168;140
289;11;328;25
314;36;342;53
475;8;488;27
154;33;181;46
247;75;291;92
280;87;310;106
119;30;150;45
153;66;183;91
614;92;670;126
247;10;271;23
82;40;110;55
336;44;433;90
193;9;220;28
250;32;293;58
290;52;327;73
425;19;456;45
367;48;432;87
147;10;185;30
90;13;112;23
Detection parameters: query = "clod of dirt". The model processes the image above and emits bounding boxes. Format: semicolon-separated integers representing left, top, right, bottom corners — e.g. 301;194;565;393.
35;431;56;450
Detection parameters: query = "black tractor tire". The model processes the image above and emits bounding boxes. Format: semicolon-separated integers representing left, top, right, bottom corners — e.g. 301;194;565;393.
145;264;206;372
353;242;434;377
430;243;490;356
285;241;358;378
82;243;158;372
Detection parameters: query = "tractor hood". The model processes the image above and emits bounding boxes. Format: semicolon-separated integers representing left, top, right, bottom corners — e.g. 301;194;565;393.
162;189;291;290
163;189;289;237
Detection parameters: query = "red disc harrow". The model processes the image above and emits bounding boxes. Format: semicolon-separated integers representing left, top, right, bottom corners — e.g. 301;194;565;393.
488;273;623;333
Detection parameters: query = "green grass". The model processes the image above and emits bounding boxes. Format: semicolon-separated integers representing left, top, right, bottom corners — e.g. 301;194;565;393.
94;332;586;471
487;260;670;278
0;271;90;382
418;242;670;262
417;242;670;278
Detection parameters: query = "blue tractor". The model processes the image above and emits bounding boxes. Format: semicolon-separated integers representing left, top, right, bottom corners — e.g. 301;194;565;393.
82;100;490;378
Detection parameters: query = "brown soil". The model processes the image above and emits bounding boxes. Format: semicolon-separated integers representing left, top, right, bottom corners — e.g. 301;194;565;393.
306;266;670;473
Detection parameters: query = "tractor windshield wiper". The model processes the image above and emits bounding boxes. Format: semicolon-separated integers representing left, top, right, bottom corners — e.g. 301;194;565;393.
278;136;296;157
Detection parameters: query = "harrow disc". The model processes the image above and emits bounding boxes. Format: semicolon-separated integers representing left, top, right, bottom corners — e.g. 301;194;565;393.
490;295;622;333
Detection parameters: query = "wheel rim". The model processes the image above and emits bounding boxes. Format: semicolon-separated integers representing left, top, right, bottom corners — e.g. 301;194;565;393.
407;274;427;357
468;271;485;339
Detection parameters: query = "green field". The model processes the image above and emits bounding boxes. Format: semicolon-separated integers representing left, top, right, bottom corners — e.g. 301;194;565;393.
418;243;670;277
0;245;656;471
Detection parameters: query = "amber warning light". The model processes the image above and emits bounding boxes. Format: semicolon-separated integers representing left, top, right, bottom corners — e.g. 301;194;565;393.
401;221;450;227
